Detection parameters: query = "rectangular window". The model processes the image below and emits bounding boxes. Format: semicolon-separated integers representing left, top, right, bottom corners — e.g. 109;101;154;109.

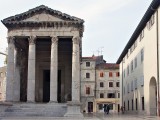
116;82;119;87
127;84;130;93
147;15;155;29
116;72;119;77
134;57;137;68
109;82;113;87
134;40;137;48
118;93;120;98
141;49;144;62
128;100;129;110
86;87;90;95
131;81;133;91
100;82;104;87
100;93;104;98
135;79;137;89
86;73;90;78
124;69;125;78
142;97;144;110
109;104;113;110
132;99;134;110
100;72;104;77
131;60;133;72
109;72;113;77
86;62;90;67
139;30;144;41
127;65;129;75
136;98;138;110
107;93;115;98
99;104;103;110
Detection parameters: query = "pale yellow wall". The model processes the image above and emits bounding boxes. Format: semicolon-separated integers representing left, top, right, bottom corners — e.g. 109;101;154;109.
120;7;160;115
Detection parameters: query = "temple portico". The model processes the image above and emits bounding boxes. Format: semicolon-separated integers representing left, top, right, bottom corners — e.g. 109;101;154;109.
2;5;84;117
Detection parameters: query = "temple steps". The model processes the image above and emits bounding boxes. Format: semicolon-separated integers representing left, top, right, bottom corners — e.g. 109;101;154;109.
0;103;67;117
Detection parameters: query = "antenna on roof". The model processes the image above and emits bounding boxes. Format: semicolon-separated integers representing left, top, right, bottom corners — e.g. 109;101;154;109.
97;50;100;56
100;47;104;55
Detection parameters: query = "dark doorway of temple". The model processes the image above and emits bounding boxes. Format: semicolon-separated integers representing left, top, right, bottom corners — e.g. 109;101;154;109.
58;38;72;103
43;70;50;102
58;70;61;103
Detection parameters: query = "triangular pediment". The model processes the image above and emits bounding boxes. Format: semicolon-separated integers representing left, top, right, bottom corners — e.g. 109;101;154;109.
2;5;84;28
23;13;64;22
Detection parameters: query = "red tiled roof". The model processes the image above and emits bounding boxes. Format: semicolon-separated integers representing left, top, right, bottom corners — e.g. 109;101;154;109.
96;63;119;69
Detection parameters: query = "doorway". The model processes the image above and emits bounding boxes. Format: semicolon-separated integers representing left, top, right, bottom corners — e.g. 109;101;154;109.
149;77;157;115
88;102;93;112
43;70;50;102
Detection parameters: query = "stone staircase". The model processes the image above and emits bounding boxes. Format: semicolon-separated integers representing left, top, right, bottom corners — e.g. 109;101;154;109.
0;103;67;117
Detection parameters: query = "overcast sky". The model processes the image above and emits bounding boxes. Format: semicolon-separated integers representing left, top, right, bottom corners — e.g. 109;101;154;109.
0;0;153;67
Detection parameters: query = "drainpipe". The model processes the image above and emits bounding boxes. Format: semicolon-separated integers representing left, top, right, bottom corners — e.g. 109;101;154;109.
156;8;159;116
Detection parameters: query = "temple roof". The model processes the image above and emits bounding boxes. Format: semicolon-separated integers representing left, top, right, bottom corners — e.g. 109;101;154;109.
2;5;84;28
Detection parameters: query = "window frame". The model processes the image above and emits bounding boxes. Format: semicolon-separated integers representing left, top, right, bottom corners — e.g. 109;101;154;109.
86;62;90;67
109;82;113;87
86;73;90;78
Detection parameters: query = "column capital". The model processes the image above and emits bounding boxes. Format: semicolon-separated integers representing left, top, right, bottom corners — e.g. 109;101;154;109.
51;36;58;44
72;36;80;44
28;36;36;45
7;36;15;44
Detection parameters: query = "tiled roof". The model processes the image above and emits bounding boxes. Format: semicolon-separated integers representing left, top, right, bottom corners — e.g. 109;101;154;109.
96;63;119;69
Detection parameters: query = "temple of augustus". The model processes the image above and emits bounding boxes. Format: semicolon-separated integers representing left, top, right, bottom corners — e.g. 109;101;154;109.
2;5;84;117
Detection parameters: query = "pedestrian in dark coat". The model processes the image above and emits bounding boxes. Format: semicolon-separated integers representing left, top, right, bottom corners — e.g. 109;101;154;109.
106;104;110;114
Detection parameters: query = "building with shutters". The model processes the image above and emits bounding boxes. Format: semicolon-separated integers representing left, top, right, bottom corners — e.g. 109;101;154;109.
81;55;120;113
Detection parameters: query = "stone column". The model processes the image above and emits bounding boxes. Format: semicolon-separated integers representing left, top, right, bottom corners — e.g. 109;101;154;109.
50;36;58;102
5;36;15;102
72;36;80;101
64;36;83;117
27;36;36;102
13;48;20;101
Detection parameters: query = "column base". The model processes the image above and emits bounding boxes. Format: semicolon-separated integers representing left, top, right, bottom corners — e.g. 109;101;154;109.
64;101;83;118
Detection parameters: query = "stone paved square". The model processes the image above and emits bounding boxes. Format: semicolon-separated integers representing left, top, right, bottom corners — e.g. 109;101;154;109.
1;113;160;120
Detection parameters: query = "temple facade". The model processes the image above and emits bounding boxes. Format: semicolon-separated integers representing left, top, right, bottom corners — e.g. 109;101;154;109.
2;5;84;106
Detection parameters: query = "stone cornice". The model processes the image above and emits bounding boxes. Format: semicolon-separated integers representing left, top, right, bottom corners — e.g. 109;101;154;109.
6;21;84;37
2;5;84;25
3;21;83;28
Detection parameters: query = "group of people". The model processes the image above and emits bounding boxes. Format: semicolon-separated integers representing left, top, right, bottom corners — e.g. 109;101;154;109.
103;104;110;114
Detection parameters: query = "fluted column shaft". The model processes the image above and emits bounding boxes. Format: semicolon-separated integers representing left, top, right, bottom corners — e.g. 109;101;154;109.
27;36;36;102
6;36;15;102
72;36;80;101
50;36;58;102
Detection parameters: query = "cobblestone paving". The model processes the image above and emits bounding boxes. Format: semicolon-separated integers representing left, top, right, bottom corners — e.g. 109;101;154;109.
1;113;160;120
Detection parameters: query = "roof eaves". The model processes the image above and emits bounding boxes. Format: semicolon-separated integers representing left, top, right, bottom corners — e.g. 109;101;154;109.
116;0;159;64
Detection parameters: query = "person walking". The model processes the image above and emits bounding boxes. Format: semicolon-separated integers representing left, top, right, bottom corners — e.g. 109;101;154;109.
103;104;107;114
106;104;110;114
